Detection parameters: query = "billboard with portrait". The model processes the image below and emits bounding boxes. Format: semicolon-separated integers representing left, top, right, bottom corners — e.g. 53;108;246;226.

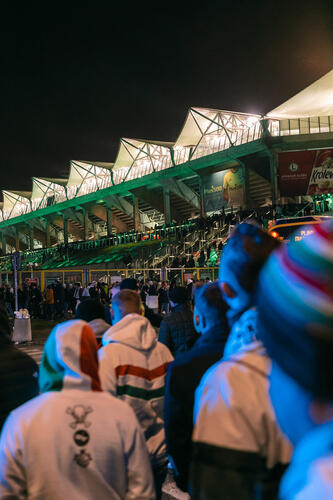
203;167;245;213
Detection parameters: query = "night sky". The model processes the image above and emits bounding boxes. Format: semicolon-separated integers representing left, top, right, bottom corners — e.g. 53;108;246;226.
1;1;333;193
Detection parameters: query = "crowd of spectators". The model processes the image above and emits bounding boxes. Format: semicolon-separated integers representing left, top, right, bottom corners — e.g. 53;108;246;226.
0;275;206;324
1;217;332;499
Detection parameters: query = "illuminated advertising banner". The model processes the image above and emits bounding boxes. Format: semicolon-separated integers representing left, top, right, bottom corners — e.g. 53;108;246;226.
278;149;333;197
203;167;245;213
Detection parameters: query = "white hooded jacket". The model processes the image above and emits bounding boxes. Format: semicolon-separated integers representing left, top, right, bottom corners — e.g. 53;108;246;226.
191;339;292;497
99;313;174;467
0;320;155;500
89;318;111;338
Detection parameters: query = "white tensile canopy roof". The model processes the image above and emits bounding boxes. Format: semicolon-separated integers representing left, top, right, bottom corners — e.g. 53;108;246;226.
173;107;262;164
2;191;31;211
1;191;32;219
267;69;333;118
32;178;67;200
174;107;261;148
31;178;68;210
112;138;174;184
67;161;112;197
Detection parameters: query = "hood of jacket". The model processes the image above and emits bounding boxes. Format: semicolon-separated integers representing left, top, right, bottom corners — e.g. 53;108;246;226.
223;308;258;358
89;318;111;337
39;319;102;393
102;313;157;351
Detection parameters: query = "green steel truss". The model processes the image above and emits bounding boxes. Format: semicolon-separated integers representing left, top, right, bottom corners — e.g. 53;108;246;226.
0;108;333;232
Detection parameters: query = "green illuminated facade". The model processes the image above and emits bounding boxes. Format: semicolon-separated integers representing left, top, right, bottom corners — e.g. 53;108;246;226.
0;70;333;254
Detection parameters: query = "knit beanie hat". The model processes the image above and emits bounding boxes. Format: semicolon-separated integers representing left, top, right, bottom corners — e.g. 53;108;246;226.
120;278;139;291
219;222;280;297
258;220;333;399
75;299;106;322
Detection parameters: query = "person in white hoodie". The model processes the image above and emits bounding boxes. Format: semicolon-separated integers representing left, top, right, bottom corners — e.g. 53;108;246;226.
0;319;155;500
99;289;174;500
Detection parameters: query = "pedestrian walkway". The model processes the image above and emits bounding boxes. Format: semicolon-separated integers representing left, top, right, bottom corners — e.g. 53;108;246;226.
16;342;44;365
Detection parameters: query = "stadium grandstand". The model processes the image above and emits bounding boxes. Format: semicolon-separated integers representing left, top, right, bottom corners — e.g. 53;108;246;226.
0;70;332;289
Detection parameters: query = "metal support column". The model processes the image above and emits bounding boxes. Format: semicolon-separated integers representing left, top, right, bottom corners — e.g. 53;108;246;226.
163;187;171;225
105;200;113;237
46;221;51;247
132;195;141;232
1;232;6;255
62;215;68;246
15;227;20;251
243;162;251;209
269;151;279;208
29;225;34;250
198;177;206;218
83;210;90;240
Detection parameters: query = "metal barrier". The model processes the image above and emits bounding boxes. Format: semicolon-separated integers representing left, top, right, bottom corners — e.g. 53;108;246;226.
1;267;219;291
88;267;219;286
1;269;84;292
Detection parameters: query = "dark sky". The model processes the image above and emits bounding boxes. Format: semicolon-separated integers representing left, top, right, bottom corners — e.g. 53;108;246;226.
1;1;333;193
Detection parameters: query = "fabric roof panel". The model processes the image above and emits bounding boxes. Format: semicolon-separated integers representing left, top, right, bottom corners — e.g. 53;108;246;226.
267;70;333;118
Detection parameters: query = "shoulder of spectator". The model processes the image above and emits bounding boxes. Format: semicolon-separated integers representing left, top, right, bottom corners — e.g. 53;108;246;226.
156;341;174;362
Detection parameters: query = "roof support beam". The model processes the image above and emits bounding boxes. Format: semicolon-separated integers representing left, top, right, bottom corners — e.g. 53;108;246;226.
132;195;142;232
106;194;153;229
39;217;58;247
1;231;6;255
51;215;82;241
89;203;128;234
131;187;179;222
105;200;113;237
63;208;84;228
159;178;200;209
1;226;28;252
163;188;171;225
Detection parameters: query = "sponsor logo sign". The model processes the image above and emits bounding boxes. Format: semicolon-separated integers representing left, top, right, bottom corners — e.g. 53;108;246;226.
278;149;333;197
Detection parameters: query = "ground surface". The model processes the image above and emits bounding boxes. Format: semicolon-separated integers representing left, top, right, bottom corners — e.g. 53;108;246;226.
16;319;190;500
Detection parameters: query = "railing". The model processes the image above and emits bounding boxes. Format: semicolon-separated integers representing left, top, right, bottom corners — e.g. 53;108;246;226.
268;116;333;136
86;267;220;287
0;266;220;291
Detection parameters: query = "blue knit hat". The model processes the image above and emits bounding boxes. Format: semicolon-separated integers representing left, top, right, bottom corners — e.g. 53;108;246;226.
258;220;333;398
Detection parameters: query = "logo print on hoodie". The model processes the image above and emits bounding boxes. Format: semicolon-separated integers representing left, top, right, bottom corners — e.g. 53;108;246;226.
66;405;93;429
74;429;90;447
73;449;92;468
66;406;94;467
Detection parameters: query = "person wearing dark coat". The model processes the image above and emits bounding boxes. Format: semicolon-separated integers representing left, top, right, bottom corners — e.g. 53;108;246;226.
188;255;195;268
120;278;162;328
53;280;65;318
164;282;229;492
158;286;198;358
0;301;39;431
29;285;42;319
158;282;169;315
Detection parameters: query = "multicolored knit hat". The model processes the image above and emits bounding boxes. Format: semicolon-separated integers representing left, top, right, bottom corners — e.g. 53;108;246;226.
258;220;333;399
39;320;102;393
